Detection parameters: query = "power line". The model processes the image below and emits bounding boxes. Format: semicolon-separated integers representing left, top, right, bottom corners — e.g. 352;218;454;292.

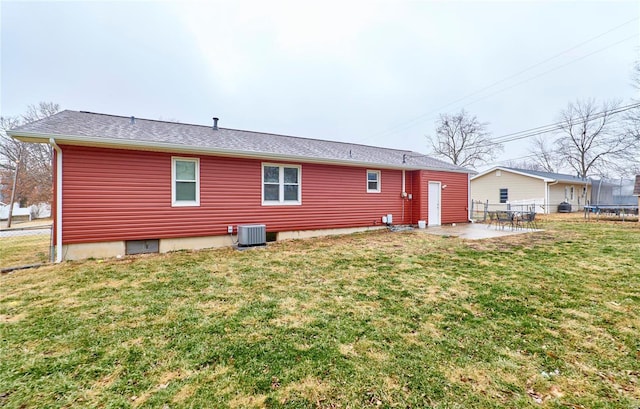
355;17;639;144
371;33;637;143
486;101;640;146
457;34;638;116
407;101;640;159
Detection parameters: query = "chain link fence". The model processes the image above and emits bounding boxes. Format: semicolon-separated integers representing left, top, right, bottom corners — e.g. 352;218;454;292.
470;200;539;223
0;223;53;272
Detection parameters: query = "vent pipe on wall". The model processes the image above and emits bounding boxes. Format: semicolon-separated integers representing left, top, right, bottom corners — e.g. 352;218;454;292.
213;117;219;130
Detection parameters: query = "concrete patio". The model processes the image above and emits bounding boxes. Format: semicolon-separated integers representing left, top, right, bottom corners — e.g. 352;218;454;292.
417;222;542;240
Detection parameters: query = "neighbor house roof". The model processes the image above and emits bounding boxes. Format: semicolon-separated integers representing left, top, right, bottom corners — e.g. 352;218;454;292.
471;166;589;184
634;175;640;196
9;110;471;173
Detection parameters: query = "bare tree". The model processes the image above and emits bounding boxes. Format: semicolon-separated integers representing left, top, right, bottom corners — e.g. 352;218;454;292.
624;61;640;150
554;99;636;178
527;135;561;173
427;109;501;169
501;159;545;172
0;102;60;206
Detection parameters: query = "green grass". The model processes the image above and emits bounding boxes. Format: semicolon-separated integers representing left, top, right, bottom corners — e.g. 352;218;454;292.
1;218;639;408
0;233;51;268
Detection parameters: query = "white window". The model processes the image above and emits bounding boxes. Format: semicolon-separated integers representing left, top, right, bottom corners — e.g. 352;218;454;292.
499;188;508;203
367;170;381;193
262;163;301;205
172;157;200;206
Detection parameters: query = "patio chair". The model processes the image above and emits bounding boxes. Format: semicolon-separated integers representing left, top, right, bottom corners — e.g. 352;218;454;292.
521;211;538;229
486;211;497;229
495;211;514;230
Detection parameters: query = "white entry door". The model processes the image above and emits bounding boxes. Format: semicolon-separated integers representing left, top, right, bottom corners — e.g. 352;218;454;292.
428;181;441;226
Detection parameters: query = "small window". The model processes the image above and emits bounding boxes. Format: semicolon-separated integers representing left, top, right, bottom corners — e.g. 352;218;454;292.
367;170;381;193
172;157;200;206
496;170;502;177
499;188;508;204
570;186;575;201
262;163;301;205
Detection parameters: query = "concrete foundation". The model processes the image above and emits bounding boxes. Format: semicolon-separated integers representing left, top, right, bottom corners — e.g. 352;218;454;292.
60;225;387;261
159;235;234;253
276;226;386;241
63;241;126;261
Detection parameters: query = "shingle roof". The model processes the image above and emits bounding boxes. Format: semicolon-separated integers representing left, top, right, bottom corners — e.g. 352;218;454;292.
472;166;591;183
9;110;470;173
502;167;588;183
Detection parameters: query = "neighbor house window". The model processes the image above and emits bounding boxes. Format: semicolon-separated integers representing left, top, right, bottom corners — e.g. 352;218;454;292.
367;170;381;193
499;188;508;203
570;186;575;201
262;164;301;205
172;157;199;206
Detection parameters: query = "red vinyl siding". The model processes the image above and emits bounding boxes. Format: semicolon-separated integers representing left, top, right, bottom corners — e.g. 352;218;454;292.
409;170;469;224
60;145;425;244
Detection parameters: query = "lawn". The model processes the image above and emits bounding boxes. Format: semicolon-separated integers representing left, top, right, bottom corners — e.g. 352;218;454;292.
1;217;639;408
0;233;51;269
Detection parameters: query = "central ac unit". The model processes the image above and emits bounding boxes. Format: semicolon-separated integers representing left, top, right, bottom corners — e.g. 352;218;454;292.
237;224;266;246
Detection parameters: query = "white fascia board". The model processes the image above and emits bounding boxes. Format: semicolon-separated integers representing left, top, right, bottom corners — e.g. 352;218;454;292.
9;130;472;174
471;166;555;182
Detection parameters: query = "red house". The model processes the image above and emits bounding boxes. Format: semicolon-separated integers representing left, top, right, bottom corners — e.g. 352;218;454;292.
10;111;472;261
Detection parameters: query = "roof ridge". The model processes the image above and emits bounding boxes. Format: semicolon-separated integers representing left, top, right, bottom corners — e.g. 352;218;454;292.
503;166;584;179
11;110;471;173
72;110;414;153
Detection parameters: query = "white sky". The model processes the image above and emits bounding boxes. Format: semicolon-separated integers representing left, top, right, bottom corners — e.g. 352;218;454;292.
1;0;638;169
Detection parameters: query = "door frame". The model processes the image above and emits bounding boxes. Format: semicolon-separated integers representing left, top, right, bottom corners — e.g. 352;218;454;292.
428;181;441;226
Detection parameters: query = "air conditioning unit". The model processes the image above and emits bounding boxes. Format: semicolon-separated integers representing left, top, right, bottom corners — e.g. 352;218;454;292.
237;224;266;246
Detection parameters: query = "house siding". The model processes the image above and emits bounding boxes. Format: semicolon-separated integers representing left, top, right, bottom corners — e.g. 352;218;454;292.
548;182;589;212
471;169;589;213
410;170;468;224
60;145;429;244
471;170;545;205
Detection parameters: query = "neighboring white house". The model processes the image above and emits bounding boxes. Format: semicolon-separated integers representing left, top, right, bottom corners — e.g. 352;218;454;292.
471;167;591;213
0;203;32;221
0;203;51;221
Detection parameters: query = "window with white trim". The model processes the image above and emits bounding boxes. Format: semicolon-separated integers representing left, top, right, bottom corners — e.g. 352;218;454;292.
262;164;301;205
499;188;508;203
367;170;381;193
172;157;199;206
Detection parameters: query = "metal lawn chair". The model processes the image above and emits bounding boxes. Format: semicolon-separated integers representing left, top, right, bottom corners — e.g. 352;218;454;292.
496;211;514;230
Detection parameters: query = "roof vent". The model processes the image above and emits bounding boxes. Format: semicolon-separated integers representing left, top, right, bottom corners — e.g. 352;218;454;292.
213;117;219;130
130;116;135;124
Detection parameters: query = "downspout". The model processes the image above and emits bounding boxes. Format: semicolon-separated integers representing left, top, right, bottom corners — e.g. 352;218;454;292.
546;180;559;214
49;138;63;263
401;170;405;223
468;173;473;222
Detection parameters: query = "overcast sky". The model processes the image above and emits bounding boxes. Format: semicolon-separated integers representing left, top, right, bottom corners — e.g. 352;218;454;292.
1;1;638;168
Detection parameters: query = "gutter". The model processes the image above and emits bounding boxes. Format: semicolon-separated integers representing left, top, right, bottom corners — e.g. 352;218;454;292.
10;130;473;175
49;138;63;263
